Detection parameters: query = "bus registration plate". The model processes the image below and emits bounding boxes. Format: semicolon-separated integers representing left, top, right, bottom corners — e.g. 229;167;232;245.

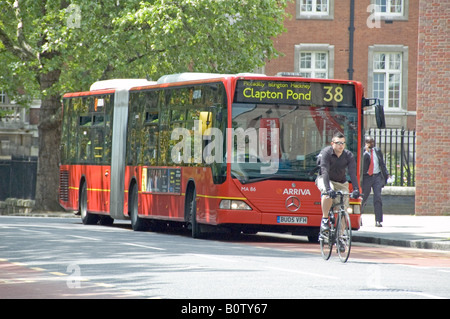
277;216;307;224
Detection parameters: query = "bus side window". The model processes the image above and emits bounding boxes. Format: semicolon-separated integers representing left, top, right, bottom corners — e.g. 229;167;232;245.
103;95;113;163
78;97;93;163
60;99;71;164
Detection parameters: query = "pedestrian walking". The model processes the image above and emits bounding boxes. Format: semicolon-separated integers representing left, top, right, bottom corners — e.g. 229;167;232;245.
361;136;389;227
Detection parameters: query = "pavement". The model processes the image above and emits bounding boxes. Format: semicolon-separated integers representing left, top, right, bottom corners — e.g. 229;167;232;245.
354;213;450;251
1;210;450;251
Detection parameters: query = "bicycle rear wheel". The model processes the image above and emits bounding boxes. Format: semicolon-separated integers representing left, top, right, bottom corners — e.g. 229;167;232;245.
337;211;352;263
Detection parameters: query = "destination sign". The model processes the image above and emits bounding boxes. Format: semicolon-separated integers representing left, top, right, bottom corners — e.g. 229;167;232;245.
234;80;355;107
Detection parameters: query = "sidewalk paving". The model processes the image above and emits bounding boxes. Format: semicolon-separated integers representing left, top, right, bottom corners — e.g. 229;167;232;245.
2;210;450;251
353;214;450;251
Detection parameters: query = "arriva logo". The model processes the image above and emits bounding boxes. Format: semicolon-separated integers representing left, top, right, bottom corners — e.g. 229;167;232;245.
282;188;311;196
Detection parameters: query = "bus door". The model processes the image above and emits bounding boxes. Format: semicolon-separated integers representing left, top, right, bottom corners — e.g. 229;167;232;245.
92;98;111;213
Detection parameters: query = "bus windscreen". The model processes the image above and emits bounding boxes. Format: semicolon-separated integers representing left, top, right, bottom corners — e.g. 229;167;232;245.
231;80;358;183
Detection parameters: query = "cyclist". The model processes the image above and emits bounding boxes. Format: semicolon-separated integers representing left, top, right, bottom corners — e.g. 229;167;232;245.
315;132;360;233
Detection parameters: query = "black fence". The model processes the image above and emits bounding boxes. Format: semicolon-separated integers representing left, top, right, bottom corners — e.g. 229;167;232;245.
0;155;37;201
366;128;416;186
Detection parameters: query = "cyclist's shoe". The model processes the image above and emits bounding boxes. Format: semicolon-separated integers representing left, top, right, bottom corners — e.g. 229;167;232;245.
320;219;330;233
338;241;346;252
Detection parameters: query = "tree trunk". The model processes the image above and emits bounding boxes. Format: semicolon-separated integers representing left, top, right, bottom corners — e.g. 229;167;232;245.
33;69;62;212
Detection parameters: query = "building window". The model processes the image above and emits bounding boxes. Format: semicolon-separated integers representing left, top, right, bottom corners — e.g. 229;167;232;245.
0;91;6;104
296;0;334;20
368;45;408;111
373;53;402;108
371;0;409;21
301;0;328;14
294;44;335;78
299;52;328;78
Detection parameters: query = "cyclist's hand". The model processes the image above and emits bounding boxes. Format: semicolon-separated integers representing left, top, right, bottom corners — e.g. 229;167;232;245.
327;190;337;199
351;189;360;199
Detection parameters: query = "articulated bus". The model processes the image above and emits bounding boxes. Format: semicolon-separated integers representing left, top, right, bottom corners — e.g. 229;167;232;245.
59;73;383;241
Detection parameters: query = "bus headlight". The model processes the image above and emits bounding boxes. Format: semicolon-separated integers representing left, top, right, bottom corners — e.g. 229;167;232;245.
220;199;252;210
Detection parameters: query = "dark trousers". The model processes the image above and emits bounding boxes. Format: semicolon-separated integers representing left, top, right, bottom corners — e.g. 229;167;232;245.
362;173;383;223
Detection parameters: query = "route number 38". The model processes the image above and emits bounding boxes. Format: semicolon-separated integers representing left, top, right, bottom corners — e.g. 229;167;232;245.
323;85;344;103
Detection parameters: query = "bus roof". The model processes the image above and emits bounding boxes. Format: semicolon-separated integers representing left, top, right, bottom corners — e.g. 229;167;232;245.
89;79;156;91
156;73;233;84
63;73;362;98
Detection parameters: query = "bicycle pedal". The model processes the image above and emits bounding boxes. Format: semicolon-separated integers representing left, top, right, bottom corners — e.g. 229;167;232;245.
319;231;329;239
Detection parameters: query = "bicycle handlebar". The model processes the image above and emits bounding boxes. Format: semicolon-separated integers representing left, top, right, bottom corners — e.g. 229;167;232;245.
321;191;363;199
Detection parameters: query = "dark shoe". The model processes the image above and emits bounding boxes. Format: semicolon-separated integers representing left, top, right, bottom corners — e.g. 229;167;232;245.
338;240;346;252
375;221;383;227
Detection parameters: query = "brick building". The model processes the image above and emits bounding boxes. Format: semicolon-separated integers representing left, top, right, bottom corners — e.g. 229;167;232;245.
415;0;450;216
265;0;419;130
264;0;449;215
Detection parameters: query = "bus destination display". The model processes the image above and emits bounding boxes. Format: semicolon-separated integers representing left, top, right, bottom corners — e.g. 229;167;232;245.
235;80;355;107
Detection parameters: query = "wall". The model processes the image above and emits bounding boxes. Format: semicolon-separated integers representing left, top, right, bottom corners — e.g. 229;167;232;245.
363;187;415;215
415;0;450;215
265;0;419;130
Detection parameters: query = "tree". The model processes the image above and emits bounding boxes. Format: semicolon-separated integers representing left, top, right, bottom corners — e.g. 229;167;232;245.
0;0;287;211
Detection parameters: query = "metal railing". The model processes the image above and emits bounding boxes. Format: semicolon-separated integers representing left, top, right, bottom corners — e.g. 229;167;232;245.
0;105;27;127
0;155;37;201
366;128;416;186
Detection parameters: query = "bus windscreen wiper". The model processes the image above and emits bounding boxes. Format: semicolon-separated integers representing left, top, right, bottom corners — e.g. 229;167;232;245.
241;174;293;184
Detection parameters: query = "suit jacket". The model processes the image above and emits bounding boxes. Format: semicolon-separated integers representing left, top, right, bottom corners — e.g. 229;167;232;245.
363;147;389;185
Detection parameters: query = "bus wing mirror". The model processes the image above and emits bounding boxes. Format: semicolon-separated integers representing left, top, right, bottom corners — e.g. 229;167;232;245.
375;103;386;129
363;98;377;107
363;98;386;129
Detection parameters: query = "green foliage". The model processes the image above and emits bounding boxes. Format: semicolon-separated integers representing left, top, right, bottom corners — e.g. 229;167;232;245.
0;0;288;99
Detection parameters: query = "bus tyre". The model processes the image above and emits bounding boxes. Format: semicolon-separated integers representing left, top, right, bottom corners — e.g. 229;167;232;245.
80;182;99;225
185;186;204;239
130;184;149;231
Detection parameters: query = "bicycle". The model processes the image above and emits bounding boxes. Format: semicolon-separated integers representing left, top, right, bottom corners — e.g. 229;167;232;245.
319;191;358;263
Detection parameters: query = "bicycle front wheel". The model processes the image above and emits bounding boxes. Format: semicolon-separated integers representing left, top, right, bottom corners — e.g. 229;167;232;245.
319;221;333;260
337;211;352;263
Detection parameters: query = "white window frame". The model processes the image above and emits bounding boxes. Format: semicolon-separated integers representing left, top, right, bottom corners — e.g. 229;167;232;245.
368;45;409;112
294;44;334;79
296;0;334;20
373;53;402;109
299;52;328;79
0;91;6;104
371;0;409;21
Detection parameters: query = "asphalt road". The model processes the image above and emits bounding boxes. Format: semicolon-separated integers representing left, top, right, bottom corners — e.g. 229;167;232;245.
1;216;449;301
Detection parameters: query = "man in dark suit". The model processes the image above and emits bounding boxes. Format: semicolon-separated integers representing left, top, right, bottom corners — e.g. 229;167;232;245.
362;136;389;227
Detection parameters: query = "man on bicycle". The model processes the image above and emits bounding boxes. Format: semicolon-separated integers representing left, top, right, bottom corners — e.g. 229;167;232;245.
316;132;360;232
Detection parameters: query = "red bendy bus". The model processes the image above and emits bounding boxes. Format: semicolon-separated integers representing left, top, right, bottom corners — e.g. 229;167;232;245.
59;73;384;241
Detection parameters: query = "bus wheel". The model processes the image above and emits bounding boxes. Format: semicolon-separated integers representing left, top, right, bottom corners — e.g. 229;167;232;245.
80;182;98;225
129;184;149;231
185;186;204;239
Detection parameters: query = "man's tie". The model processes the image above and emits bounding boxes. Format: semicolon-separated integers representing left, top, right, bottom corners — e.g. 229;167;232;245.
368;149;374;176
